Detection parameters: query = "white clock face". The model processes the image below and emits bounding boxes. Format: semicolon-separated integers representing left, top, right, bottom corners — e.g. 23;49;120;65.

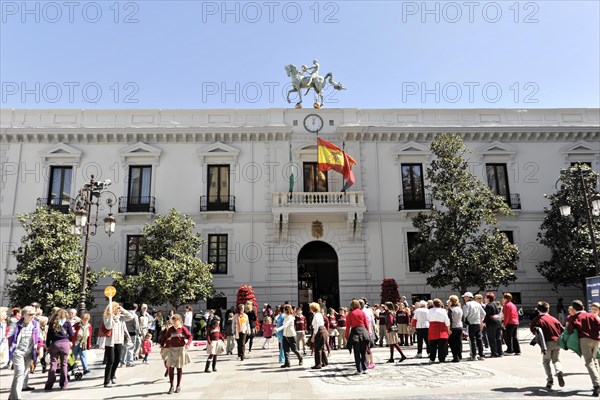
303;114;323;133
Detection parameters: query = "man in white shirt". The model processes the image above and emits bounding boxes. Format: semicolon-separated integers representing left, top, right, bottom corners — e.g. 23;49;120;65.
462;292;486;361
184;306;193;334
413;301;430;358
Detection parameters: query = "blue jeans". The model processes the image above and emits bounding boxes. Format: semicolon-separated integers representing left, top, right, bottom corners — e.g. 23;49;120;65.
122;335;138;364
72;343;89;372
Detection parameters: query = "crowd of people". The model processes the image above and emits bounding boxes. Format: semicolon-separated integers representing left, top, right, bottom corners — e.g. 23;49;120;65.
1;293;600;399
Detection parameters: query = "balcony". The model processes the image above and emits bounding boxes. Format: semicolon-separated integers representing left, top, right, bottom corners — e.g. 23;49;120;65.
273;191;365;210
501;193;522;210
398;194;433;211
272;191;366;238
119;196;156;213
200;195;236;212
36;197;74;214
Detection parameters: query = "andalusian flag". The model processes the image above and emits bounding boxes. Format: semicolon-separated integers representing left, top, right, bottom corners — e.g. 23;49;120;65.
289;142;294;193
317;138;356;190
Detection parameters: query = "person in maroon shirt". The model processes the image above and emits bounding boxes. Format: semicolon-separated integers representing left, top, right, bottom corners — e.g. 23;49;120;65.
337;308;347;351
530;301;565;390
345;300;370;374
295;309;307;355
568;300;600;397
205;317;225;373
163;314;192;394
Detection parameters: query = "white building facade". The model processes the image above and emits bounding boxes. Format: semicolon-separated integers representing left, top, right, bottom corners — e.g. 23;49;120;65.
1;108;599;310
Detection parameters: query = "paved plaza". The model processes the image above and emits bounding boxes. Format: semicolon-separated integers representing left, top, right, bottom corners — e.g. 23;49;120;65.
1;328;598;400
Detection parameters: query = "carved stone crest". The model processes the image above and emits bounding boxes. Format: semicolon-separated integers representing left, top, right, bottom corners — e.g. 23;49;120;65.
311;220;324;239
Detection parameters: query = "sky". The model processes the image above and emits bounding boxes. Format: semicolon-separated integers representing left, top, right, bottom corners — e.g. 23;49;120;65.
1;0;599;109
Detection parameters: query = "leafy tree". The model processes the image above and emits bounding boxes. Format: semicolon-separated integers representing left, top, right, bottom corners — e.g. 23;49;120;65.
537;164;600;292
6;207;98;310
104;209;213;311
411;133;519;294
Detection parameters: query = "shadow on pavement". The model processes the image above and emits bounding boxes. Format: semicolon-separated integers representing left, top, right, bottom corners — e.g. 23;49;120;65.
492;386;584;397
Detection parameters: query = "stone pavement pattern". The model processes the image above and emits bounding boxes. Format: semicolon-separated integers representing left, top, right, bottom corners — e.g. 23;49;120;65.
0;328;597;399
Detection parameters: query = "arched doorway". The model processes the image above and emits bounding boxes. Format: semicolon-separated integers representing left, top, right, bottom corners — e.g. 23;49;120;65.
297;241;339;310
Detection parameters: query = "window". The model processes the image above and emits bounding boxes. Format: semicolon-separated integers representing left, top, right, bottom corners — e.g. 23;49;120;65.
486;163;510;199
207;297;227;310
406;232;423;272
207;165;230;211
500;231;514;244
303;162;328;192
401;164;425;209
128;166;152;210
47;166;72;211
126;235;145;276
504;292;522;305
500;231;517;270
411;293;431;304
208;234;228;274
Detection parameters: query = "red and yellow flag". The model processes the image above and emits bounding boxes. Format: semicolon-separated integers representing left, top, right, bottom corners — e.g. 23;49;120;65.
317;138;356;189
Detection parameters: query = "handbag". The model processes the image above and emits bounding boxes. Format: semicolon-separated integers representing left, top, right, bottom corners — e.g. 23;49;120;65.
98;322;112;337
216;340;226;355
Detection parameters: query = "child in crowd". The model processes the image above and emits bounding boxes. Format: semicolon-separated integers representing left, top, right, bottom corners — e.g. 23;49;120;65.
205;317;225;373
162;314;192;394
261;316;274;349
142;333;152;364
327;308;339;350
295;308;307;355
337;308;347;350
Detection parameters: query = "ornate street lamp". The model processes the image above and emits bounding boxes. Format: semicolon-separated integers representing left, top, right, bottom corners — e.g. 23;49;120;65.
71;175;117;317
555;165;600;275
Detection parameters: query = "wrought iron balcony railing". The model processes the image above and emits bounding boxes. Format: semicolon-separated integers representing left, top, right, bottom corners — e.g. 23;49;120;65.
118;196;156;213
200;195;236;212
398;194;433;211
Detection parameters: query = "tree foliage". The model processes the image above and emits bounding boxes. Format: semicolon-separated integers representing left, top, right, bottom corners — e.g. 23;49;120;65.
411;133;519;294
6;207;98;310
537;164;600;291
103;209;213;311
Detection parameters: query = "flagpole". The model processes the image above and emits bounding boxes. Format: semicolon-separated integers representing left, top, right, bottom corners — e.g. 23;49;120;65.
342;140;347;193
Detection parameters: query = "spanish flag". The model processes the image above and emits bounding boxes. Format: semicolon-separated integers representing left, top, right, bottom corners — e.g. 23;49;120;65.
317;138;356;190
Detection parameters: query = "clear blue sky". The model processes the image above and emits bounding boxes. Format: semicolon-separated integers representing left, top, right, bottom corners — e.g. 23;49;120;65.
1;0;599;109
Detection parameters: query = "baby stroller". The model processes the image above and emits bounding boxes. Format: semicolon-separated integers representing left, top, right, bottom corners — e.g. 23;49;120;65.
67;350;83;381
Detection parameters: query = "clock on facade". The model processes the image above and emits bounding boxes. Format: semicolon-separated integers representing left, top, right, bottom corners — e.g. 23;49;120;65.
303;114;323;133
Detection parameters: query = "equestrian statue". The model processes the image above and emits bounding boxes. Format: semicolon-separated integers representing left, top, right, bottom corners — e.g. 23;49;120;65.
285;59;346;109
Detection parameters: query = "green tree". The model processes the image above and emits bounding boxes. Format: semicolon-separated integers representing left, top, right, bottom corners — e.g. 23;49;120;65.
6;207;98;310
537;164;600;292
411;133;519;294
104;209;213;311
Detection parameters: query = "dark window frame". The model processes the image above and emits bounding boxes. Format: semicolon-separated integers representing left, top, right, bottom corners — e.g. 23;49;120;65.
128;165;152;206
411;293;431;304
208;234;228;274
401;164;425;209
303;162;328;192
47;166;73;207
207;165;231;211
406;231;423;273
486;163;511;197
126;235;145;276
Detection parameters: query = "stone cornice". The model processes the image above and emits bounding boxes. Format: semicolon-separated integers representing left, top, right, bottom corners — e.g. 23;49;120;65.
1;108;598;143
337;126;599;142
0;127;293;143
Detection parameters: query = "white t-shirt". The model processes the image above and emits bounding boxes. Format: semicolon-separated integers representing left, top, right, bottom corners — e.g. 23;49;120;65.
184;311;193;326
413;307;430;329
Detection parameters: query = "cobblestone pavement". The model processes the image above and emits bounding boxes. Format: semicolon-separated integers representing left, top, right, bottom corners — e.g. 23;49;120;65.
1;328;597;399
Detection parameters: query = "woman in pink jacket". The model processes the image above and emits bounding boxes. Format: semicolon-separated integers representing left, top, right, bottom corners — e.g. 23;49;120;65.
502;293;521;355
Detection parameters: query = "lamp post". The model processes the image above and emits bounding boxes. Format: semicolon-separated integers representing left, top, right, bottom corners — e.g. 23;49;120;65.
72;175;117;317
555;165;600;275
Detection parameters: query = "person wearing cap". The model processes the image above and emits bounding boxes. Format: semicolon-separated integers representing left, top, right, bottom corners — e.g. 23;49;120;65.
530;301;565;390
462;291;485;361
502;293;521;355
568;300;600;397
483;292;503;358
412;300;430;358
